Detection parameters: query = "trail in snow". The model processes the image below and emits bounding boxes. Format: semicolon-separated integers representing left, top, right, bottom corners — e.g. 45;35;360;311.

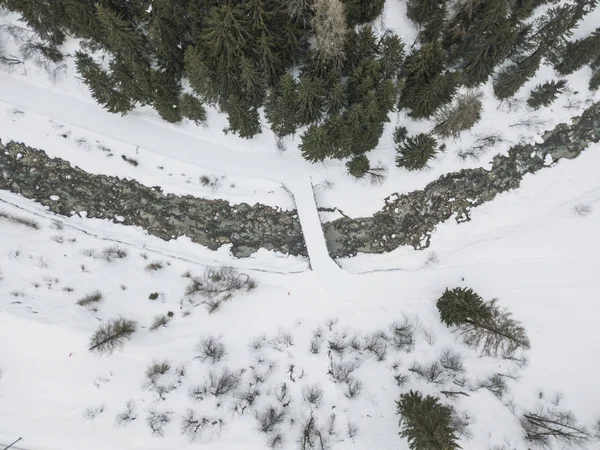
0;74;360;301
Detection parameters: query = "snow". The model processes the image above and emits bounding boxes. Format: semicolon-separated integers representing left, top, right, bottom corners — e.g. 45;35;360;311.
1;3;600;450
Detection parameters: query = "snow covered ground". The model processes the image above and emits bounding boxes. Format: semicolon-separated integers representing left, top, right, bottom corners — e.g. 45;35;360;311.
2;3;600;450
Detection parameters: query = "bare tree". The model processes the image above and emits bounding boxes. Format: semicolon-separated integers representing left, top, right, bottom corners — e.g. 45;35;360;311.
196;335;227;363
88;317;137;354
312;0;347;70
434;91;483;139
521;404;590;448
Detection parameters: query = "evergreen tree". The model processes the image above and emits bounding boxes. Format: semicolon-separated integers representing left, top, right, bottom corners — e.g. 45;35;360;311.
406;0;445;28
180;93;207;125
264;74;299;137
378;32;405;80
300;124;331;162
436;287;492;327
397;391;460;450
436;287;530;357
95;4;146;58
493;53;542;100
151;69;182;123
395;133;439;171
527;79;567;109
0;0;67;45
590;67;600;91
75;52;133;114
223;95;261;138
555;28;600;75
346;154;370;178
342;0;385;26
296;76;324;125
64;0;103;41
325;80;347;115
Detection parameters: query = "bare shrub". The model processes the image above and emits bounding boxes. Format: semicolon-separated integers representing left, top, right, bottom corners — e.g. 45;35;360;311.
572;204;592;217
409;361;448;385
521;404;590;448
479;374;508;399
387;317;417;352
145;261;164;272
250;334;267;351
451;411;472;438
434;91;483;139
0;210;40;229
312;0;347;69
363;332;387;361
206;368;241;397
149;314;171;331
144;360;177;401
439;349;464;374
180;409;223;441
302;384;324;408
299;414;329;450
458;134;505;161
115;400;137;426
328;333;348;355
267;431;284;448
147;409;172;437
196;335;226;363
269;329;294;351
101;246;128;262
328;359;359;383
89;317;137;354
344;378;363;399
257;406;286;433
347;422;358;439
77;290;103;308
310;327;324;354
183;266;252;312
83;404;105;420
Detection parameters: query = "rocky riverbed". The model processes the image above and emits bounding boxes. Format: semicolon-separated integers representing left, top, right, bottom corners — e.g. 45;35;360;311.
0;140;307;258
323;101;600;258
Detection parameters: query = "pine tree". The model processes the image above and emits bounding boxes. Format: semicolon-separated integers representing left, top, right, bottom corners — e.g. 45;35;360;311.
396;391;460;450
325;80;347;115
264;74;299;137
436;287;530;357
95;4;145;58
555;28;600;75
89;317;137;354
75;52;133;114
527;79;567;110
395;133;439;171
406;0;445;27
64;0;103;41
1;0;67;45
151;69;182;123
590;67;600;91
223;95;261;139
493;53;542;100
296;76;324;125
342;0;385;26
378;32;405;80
300;124;331;162
436;287;492;327
346;154;370;178
180;93;207;125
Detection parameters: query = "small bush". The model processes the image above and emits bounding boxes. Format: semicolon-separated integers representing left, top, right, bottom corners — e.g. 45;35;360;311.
302;384;324;408
395;133;439;171
77;290;103;308
0;210;40;229
145;261;164;272
298;415;329;450
149;314;171;331
328;359;359;383
88;317;137;354
180;408;214;441
183;266;252;312
269;329;294;351
101;246;128;262
121;154;139;166
388;317;417;352
439;349;464;374
409;361;448;385
363;332;387;361
196;335;227;363
478;374;507;399
328;333;348;355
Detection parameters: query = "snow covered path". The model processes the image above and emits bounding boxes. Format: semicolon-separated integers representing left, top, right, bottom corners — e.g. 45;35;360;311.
0;74;359;299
